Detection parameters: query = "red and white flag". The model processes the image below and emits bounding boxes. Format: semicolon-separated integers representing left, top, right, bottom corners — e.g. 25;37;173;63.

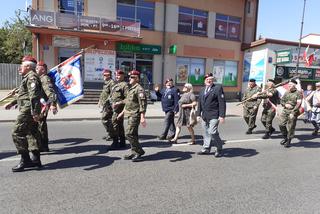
304;45;315;67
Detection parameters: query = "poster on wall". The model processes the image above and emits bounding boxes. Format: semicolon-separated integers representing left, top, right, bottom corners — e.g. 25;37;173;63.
84;49;116;82
190;62;205;85
223;61;238;86
243;52;252;82
213;61;225;84
248;49;266;86
176;64;189;84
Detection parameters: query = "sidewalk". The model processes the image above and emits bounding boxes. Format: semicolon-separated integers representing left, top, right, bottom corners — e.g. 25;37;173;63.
0;90;243;122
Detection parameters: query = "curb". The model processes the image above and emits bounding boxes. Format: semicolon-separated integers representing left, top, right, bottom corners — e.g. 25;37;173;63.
0;114;241;123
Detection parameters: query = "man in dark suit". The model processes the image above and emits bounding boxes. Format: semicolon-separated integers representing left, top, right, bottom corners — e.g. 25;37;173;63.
196;73;226;157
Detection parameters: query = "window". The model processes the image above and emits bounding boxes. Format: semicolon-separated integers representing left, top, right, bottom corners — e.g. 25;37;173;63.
213;60;238;86
117;0;155;30
176;57;205;85
59;0;83;15
215;14;241;41
178;7;208;36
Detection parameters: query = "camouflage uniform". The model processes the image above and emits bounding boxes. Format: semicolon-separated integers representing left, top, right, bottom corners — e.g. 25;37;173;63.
279;88;302;146
110;81;128;147
99;79;115;139
37;73;57;151
256;87;279;138
243;85;262;132
9;70;42;155
124;83;147;155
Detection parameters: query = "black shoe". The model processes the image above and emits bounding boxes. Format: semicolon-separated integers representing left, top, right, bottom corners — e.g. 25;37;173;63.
124;153;135;160
246;129;253;134
252;125;257;130
166;135;174;140
262;132;270;139
284;139;291;148
158;136;166;140
30;151;43;168
12;153;33;172
312;129;319;136
197;149;210;155
132;153;145;162
270;127;276;135
214;150;222;158
280;139;287;145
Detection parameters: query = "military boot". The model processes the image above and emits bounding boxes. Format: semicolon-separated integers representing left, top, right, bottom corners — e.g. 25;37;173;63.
110;138;119;149
12;152;33;172
31;150;43;168
280;138;287;145
262;132;270;139
284;138;291;148
119;136;126;148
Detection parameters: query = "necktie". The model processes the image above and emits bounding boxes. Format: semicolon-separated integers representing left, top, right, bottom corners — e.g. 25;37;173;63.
205;87;210;95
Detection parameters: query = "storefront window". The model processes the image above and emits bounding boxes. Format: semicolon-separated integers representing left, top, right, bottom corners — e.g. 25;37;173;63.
178;7;208;36
176;57;205;85
213;60;238;86
59;0;84;15
117;0;155;30
215;14;241;41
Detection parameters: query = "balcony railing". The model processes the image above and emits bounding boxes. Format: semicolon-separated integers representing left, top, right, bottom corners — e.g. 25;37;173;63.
29;9;141;38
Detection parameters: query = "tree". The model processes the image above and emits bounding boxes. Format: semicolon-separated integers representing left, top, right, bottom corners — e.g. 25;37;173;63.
0;10;32;63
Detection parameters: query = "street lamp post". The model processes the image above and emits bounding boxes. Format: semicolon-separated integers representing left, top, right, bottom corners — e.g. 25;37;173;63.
295;0;307;73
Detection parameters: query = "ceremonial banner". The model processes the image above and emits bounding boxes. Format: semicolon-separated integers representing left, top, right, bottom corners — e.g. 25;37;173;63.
48;54;83;108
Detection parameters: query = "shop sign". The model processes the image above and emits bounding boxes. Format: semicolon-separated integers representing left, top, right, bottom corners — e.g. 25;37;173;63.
314;69;320;80
52;36;80;48
30;10;140;37
287;67;313;79
276;50;291;64
84;49;116;82
116;43;161;55
30;10;54;26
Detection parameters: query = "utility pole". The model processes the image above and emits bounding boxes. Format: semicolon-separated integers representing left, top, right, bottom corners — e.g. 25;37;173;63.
295;0;307;73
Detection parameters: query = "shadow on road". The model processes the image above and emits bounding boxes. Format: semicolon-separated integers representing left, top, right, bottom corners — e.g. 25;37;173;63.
50;138;92;146
0;151;17;160
44;156;121;170
295;134;319;141
222;147;258;158
48;145;109;155
139;150;194;162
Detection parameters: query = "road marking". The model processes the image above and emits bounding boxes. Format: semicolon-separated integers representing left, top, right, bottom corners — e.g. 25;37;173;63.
0;157;20;162
226;138;265;143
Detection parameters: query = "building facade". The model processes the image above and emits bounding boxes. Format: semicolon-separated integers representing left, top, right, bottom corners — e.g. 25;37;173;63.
29;0;259;98
243;38;320;95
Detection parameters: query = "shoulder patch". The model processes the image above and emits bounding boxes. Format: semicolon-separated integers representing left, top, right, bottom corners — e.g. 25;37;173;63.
139;92;145;99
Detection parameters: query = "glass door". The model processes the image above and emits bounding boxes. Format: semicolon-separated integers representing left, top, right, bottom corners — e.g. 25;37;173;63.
117;59;135;81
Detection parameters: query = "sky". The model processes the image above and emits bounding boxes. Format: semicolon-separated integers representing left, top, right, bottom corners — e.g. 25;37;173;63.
0;0;319;42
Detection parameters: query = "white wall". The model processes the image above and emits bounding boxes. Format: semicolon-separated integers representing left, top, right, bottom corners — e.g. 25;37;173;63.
87;0;116;19
153;55;163;84
154;2;164;31
165;4;178;33
301;35;320;45
43;45;55;69
164;54;177;83
208;12;216;39
43;0;54;11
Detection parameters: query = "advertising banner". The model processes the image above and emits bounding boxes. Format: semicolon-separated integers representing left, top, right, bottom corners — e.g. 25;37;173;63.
190;61;205;85
213;61;225;84
248;49;266;86
84;49;116;82
176;63;189;84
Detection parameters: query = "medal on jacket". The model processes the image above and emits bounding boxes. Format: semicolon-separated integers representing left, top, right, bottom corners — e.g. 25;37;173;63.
168;95;172;99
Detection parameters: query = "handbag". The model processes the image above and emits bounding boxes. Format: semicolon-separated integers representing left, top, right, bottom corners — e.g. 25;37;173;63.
189;106;197;126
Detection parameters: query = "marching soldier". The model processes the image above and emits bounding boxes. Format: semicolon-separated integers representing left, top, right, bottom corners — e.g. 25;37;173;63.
109;70;128;149
98;69;115;141
4;56;43;172
252;79;279;139
119;70;147;162
279;79;302;148
35;61;58;152
310;82;320;135
242;79;262;134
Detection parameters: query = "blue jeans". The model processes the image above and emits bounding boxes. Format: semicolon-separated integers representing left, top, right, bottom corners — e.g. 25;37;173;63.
201;118;223;151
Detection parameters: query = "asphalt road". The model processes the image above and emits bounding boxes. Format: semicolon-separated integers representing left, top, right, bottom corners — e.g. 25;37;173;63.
0;118;319;214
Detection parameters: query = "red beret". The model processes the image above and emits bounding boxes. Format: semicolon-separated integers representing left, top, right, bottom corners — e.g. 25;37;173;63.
129;70;140;76
22;55;37;64
103;69;112;76
204;73;214;80
165;78;173;83
37;60;47;67
116;70;124;75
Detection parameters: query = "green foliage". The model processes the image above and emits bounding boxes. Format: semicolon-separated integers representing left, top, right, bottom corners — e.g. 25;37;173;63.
0;10;32;63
